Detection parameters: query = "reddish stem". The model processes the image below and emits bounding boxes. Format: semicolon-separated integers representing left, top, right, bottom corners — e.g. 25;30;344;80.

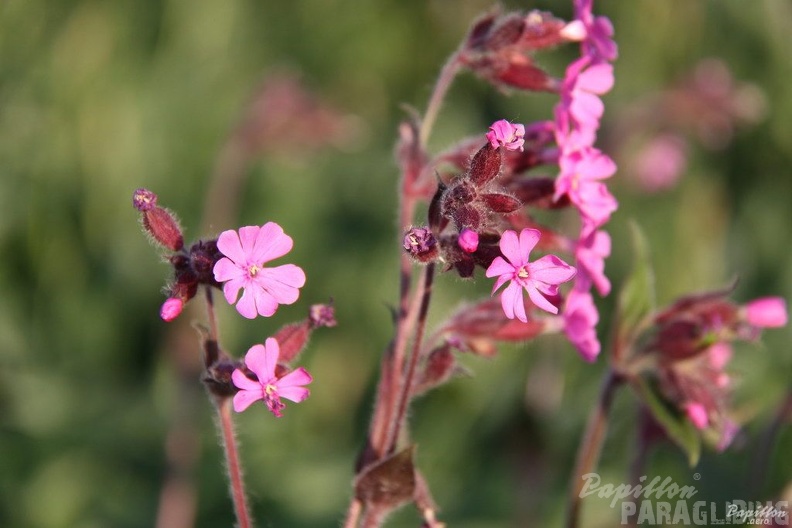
216;397;252;528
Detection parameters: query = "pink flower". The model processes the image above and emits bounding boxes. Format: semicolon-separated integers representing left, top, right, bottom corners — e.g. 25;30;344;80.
744;297;788;328
555;57;614;151
486;119;526;152
685;402;709;430
572;0;618;62
634;134;688;192
231;337;313;416
485;228;576;321
458;228;479;253
563;290;601;361
213;223;306;319
555;147;618;234
160;297;184;322
574;229;611;296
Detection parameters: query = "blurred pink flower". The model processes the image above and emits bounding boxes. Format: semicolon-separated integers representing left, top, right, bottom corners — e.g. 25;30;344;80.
486;228;576;322
458;228;479;253
232;337;313;416
486;119;526;151
563;290;601;361
574;229;612;296
633;134;688;192
744;297;788;328
555;57;614;150
572;0;618;62
685;402;709;430
214;223;306;319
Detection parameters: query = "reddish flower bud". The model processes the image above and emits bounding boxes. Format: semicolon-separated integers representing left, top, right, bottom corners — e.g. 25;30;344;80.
480;192;521;213
403;227;439;263
468;143;503;187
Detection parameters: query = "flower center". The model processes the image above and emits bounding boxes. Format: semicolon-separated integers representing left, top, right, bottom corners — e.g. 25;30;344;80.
248;263;261;277
263;383;285;417
517;265;530;280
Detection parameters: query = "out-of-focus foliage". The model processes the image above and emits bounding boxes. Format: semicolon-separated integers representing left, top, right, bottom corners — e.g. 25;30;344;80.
1;1;790;527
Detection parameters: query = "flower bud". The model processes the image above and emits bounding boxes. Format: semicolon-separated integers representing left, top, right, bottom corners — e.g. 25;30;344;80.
685;402;709;430
743;297;788;328
159;297;184;322
457;228;479;253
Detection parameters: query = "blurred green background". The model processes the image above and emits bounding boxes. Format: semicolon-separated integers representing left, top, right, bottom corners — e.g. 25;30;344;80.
1;0;791;527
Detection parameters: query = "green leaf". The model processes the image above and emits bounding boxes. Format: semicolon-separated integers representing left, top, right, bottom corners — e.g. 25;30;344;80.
631;377;701;466
615;221;656;350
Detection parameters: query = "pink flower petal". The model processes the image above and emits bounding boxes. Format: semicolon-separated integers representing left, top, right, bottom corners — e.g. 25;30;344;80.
216;229;246;264
261;338;280;379
278;386;310;403
485;256;514;278
517;228;541;262
214;257;245;283
235;287;259;319
525;283;559;314
232;369;262;392
252;287;279;317
244;343;274;382
277;367;313;388
577;63;614;94
498;230;522;266
238;226;261;257
252;222;294;264
233;389;263;412
530;255;577;285
500;281;523;321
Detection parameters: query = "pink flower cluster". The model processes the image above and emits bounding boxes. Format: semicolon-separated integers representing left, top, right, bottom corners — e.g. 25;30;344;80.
554;1;618;362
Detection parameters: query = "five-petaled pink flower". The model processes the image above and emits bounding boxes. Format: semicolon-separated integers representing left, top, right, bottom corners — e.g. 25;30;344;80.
486;119;526;152
486;228;576;322
213;223;306;319
232;337;313;416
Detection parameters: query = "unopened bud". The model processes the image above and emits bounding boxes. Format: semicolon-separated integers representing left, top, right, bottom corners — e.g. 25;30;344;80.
160;297;184;322
743;297;788;328
457;229;479;253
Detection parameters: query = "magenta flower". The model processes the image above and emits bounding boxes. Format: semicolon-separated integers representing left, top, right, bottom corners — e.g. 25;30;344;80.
555;57;614;151
563;290;601;361
485;228;576;322
555;147;618;234
213;223;306;319
572;0;618;62
457;228;479;253
231;337;313;417
744;297;788;328
486;119;526;151
574;229;611;296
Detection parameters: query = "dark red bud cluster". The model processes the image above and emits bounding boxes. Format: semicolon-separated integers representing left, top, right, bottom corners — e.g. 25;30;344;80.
460;10;567;92
403;227;439;263
650;288;741;362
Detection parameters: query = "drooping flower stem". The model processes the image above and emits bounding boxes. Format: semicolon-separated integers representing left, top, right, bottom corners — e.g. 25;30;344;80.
216;397;252;528
419;50;462;148
565;368;621;528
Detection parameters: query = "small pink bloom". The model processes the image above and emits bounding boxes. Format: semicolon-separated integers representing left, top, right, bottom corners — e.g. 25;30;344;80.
633;134;688;192
574;229;611;296
573;0;618;62
213;223;306;319
485;228;576;322
563;290;601;361
708;341;732;370
555;147;618;234
232;337;313;417
685;402;709;430
486;119;526;152
160;297;184;322
744;297;788;328
458;228;479;253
